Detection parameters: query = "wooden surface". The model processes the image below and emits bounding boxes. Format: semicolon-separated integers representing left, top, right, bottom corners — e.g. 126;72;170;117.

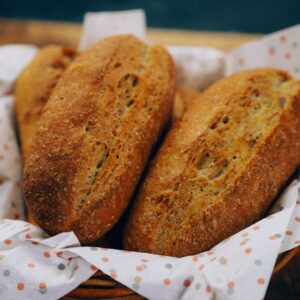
1;19;299;300
0;19;261;51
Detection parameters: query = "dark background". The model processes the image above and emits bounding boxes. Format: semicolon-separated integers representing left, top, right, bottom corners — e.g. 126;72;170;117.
0;0;299;33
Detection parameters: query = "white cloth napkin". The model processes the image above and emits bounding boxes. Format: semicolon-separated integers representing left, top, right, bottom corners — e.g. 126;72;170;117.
79;9;146;50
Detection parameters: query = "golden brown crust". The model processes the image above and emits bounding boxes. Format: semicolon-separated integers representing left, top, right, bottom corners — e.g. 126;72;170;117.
172;86;200;121
23;35;175;244
15;45;77;160
15;45;76;226
124;68;300;257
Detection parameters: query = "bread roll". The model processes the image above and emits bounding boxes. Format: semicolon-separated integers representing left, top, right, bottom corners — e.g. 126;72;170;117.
15;45;77;160
172;87;199;121
124;68;300;257
23;35;175;244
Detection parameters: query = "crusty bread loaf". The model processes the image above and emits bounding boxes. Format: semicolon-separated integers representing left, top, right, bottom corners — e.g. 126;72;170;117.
124;68;300;257
23;35;175;244
15;45;76;226
15;45;77;160
172;86;199;121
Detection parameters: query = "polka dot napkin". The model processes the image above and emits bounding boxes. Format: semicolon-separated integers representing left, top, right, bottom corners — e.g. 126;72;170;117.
0;95;23;220
0;45;37;221
1;11;300;300
226;24;300;78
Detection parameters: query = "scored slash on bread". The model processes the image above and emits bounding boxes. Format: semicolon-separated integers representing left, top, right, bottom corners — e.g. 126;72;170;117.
23;35;176;244
124;68;300;257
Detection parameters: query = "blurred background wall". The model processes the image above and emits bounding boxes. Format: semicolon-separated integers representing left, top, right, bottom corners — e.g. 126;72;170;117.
0;0;299;33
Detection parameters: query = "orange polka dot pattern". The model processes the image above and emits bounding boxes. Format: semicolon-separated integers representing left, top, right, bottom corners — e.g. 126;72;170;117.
0;95;25;221
0;220;94;299
0;47;38;221
229;25;300;79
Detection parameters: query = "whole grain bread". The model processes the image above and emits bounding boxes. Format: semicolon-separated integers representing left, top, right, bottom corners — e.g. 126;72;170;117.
23;35;175;244
124;68;300;257
15;45;77;160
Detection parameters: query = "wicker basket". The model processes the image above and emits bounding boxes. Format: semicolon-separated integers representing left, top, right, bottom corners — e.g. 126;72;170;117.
61;246;300;299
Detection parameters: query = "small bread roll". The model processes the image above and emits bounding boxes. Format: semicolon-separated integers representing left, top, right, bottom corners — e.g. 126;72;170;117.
124;68;300;257
172;86;200;121
15;45;76;226
15;45;77;160
23;35;175;244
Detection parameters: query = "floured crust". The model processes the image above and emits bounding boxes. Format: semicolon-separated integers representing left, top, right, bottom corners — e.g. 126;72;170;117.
15;45;77;160
124;68;300;257
23;35;175;244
